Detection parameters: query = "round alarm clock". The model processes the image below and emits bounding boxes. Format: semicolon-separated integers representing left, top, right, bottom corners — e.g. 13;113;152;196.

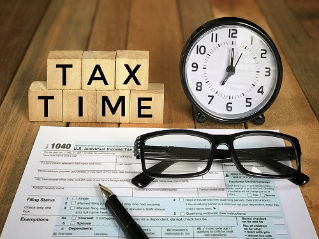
180;17;282;124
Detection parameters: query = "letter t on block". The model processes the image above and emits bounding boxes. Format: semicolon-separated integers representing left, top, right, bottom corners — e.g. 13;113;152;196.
116;50;149;90
47;51;83;89
28;81;62;121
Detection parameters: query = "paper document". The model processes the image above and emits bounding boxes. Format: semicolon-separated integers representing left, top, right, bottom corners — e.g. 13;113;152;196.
1;126;317;239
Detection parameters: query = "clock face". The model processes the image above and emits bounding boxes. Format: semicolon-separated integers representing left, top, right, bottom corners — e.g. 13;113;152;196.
181;18;282;123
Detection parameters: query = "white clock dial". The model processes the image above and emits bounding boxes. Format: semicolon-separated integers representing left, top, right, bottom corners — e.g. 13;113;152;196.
181;18;282;123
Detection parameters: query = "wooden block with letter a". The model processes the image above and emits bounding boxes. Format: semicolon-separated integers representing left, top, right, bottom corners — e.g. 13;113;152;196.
47;51;83;90
63;90;97;122
96;90;130;123
116;50;149;90
28;81;62;121
82;51;116;90
130;83;164;123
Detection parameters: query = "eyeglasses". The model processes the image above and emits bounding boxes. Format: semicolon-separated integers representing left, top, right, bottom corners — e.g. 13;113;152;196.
132;129;309;188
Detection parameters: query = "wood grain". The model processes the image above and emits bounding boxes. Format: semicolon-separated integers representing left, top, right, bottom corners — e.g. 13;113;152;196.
258;0;319;119
0;0;98;232
0;0;51;105
70;0;130;127
120;0;195;128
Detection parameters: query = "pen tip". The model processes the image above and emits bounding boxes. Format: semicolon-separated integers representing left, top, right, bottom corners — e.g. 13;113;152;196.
98;184;114;200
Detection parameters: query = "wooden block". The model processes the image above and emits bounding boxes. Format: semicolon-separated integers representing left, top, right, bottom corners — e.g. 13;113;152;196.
130;83;164;123
96;90;130;123
116;50;149;90
82;51;116;90
28;81;62;121
63;90;97;122
47;51;83;89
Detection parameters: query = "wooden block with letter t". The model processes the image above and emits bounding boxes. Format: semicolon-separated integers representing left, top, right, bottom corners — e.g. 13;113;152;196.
28;81;62;121
47;51;83;90
96;90;130;123
82;51;116;90
130;83;164;123
63;90;97;122
116;50;149;90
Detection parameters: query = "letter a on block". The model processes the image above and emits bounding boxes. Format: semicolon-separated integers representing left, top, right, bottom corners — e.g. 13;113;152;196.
47;51;83;90
116;50;149;90
82;51;116;90
28;81;62;121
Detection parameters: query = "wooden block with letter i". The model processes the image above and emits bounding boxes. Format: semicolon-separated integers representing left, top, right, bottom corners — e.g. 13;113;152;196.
130;83;164;123
47;51;83;90
28;81;62;121
116;50;149;90
82;51;116;90
96;90;130;123
63;90;97;122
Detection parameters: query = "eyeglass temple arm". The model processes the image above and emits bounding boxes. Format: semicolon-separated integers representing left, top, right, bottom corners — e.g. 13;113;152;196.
131;146;309;188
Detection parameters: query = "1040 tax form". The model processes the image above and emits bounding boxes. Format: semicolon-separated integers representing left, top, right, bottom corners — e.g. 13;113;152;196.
1;126;317;239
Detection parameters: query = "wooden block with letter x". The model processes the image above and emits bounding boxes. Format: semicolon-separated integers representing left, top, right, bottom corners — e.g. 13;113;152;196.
130;83;164;123
116;50;149;90
47;51;83;90
82;51;116;90
28;81;62;121
63;90;97;122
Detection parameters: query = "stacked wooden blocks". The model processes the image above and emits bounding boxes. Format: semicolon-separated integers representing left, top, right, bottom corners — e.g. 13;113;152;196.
28;50;164;123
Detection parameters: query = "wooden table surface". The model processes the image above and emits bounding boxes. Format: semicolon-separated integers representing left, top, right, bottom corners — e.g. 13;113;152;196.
0;0;318;236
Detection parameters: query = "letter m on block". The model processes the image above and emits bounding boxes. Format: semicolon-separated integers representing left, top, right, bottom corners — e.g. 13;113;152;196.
102;96;126;116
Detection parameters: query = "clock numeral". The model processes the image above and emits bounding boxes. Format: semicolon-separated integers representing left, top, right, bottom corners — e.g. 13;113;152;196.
192;62;198;72
196;82;202;91
208;95;214;104
211;33;218;42
257;86;264;95
246;98;252;107
196;45;206;55
265;67;271;76
261;49;267;58
228;29;237;38
226;102;233;112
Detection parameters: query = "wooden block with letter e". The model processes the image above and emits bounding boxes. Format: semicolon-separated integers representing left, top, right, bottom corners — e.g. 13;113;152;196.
63;90;97;122
116;50;149;90
47;51;83;90
130;83;164;123
82;51;116;90
96;90;130;123
28;81;62;121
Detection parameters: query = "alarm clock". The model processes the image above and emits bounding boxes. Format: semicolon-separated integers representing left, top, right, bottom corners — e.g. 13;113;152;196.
180;17;282;125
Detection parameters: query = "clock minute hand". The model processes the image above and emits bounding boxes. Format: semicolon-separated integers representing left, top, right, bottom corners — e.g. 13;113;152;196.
221;48;235;85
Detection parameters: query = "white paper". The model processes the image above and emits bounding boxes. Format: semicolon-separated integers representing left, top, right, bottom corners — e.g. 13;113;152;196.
1;126;317;239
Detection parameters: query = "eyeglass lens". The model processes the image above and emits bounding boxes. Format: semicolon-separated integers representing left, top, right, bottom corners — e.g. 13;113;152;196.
144;134;211;175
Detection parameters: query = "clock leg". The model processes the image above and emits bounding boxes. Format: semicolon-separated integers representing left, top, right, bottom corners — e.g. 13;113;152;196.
252;114;265;125
196;111;207;123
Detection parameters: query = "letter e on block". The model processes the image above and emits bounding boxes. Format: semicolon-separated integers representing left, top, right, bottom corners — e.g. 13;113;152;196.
82;51;116;90
96;90;130;123
47;51;83;90
63;90;97;122
116;50;149;90
130;83;164;123
28;81;62;121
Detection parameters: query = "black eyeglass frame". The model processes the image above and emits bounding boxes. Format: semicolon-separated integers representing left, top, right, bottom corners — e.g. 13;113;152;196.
134;129;308;185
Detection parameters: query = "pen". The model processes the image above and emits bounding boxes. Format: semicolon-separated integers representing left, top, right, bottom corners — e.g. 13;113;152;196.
98;184;149;239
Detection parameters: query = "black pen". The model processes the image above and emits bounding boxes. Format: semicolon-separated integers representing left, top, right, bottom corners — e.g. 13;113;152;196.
98;184;149;239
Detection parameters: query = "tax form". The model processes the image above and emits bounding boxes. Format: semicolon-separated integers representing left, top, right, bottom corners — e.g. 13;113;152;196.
1;126;317;239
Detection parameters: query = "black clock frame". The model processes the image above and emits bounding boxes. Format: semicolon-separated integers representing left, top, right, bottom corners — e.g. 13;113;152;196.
180;17;283;125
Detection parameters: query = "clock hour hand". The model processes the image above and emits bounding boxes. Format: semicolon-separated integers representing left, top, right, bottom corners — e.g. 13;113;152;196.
221;49;242;85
